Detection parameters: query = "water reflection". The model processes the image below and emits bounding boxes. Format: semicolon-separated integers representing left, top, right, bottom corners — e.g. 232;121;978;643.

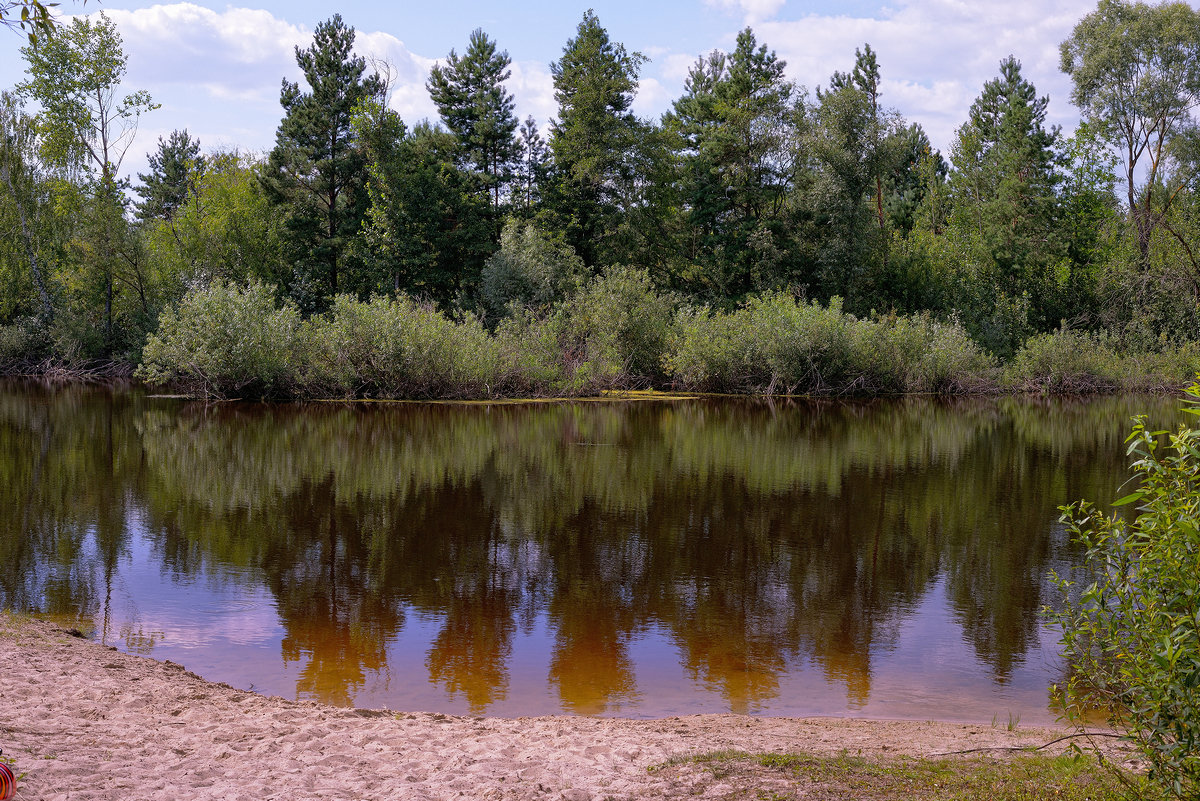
0;381;1184;721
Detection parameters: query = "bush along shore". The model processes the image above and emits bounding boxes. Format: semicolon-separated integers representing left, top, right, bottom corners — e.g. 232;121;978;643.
111;277;1199;401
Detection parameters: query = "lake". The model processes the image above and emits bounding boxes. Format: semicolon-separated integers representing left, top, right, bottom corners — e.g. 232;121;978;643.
0;380;1185;723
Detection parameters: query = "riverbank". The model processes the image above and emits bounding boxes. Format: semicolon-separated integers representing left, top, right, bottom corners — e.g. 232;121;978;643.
0;614;1134;800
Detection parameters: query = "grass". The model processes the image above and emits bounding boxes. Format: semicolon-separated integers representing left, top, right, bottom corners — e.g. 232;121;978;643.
649;749;1160;800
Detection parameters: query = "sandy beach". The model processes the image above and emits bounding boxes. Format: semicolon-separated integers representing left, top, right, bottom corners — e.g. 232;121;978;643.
0;614;1124;800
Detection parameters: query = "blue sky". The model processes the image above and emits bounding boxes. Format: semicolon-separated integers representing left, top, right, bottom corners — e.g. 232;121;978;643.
2;0;1103;182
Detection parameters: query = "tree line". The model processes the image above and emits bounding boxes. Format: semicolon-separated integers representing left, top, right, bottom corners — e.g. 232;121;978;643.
4;1;1200;396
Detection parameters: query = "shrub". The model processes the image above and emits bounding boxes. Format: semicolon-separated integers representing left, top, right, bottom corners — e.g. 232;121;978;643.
478;220;586;321
665;293;993;395
560;264;677;384
850;312;997;394
308;294;504;399
0;316;52;364
1120;341;1200;393
494;265;677;395
1051;382;1200;800
1004;329;1122;393
136;280;308;399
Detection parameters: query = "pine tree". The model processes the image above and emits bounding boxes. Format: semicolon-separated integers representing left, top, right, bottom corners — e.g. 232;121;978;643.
947;56;1065;354
949;56;1061;297
135;129;203;223
427;29;519;210
548;10;645;266
512;116;548;215
809;43;903;305
262;14;382;309
667;28;801;296
353;103;492;306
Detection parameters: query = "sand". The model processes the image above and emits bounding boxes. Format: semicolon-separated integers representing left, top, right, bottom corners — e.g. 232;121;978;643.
0;614;1126;800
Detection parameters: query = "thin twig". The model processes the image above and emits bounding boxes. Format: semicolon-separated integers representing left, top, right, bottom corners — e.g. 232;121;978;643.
933;731;1127;756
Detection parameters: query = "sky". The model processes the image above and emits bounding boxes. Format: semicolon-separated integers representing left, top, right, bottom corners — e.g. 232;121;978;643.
1;0;1107;184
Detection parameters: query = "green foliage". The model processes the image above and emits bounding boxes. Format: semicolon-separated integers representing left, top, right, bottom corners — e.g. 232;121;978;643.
139;149;286;296
353;112;494;307
1003;328;1123;393
567;264;677;381
262;14;382;308
478;219;585;320
307;294;503;399
1062;0;1200;260
135;129;203;223
808;46;907;306
946;57;1066;334
1;0;65;45
136;279;309;398
0;315;50;363
667;28;802;298
490;265;675;393
17;12;156;358
547;10;646;266
657;750;1139;801
0;90;56;325
18;12;156;180
427;28;519;209
665;292;994;395
1052;382;1200;799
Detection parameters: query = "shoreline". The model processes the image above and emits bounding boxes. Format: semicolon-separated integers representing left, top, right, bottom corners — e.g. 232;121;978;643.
2;371;1192;404
1;614;1130;801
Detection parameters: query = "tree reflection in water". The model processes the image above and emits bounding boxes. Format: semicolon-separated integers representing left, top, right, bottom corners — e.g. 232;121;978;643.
0;380;1181;717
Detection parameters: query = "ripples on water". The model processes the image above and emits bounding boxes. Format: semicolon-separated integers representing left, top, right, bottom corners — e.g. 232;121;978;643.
0;380;1186;722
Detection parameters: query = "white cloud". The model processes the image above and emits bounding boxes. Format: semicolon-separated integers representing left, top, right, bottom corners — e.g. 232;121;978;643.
663;52;702;84
633;77;670;119
705;0;788;25
100;3;307;102
74;3;453;177
509;60;557;128
755;0;1094;153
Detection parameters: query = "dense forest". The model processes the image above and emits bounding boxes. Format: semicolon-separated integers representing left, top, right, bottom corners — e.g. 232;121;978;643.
4;1;1200;398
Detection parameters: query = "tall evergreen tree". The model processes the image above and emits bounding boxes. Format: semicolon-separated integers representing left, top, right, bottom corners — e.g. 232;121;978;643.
667;28;802;297
135;129;203;223
262;14;382;309
512;115;549;215
883;123;946;235
809;44;903;305
353;102;492;307
548;10;645;267
949;57;1061;293
830;44;888;234
427;29;519;210
947;56;1064;353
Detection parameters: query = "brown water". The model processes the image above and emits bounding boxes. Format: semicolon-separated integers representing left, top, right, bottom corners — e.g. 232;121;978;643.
0;380;1186;722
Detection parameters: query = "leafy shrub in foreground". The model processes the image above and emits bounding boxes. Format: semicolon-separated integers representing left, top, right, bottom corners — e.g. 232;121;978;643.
495;265;677;394
308;294;504;399
665;293;993;394
137;280;308;398
1003;329;1122;393
1052;382;1200;800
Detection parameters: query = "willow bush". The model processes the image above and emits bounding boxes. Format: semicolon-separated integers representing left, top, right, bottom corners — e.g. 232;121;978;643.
137;279;309;398
664;293;993;395
308;294;504;399
1052;382;1200;800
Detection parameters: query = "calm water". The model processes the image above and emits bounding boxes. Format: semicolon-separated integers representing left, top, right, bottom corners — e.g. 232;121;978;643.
0;380;1187;723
